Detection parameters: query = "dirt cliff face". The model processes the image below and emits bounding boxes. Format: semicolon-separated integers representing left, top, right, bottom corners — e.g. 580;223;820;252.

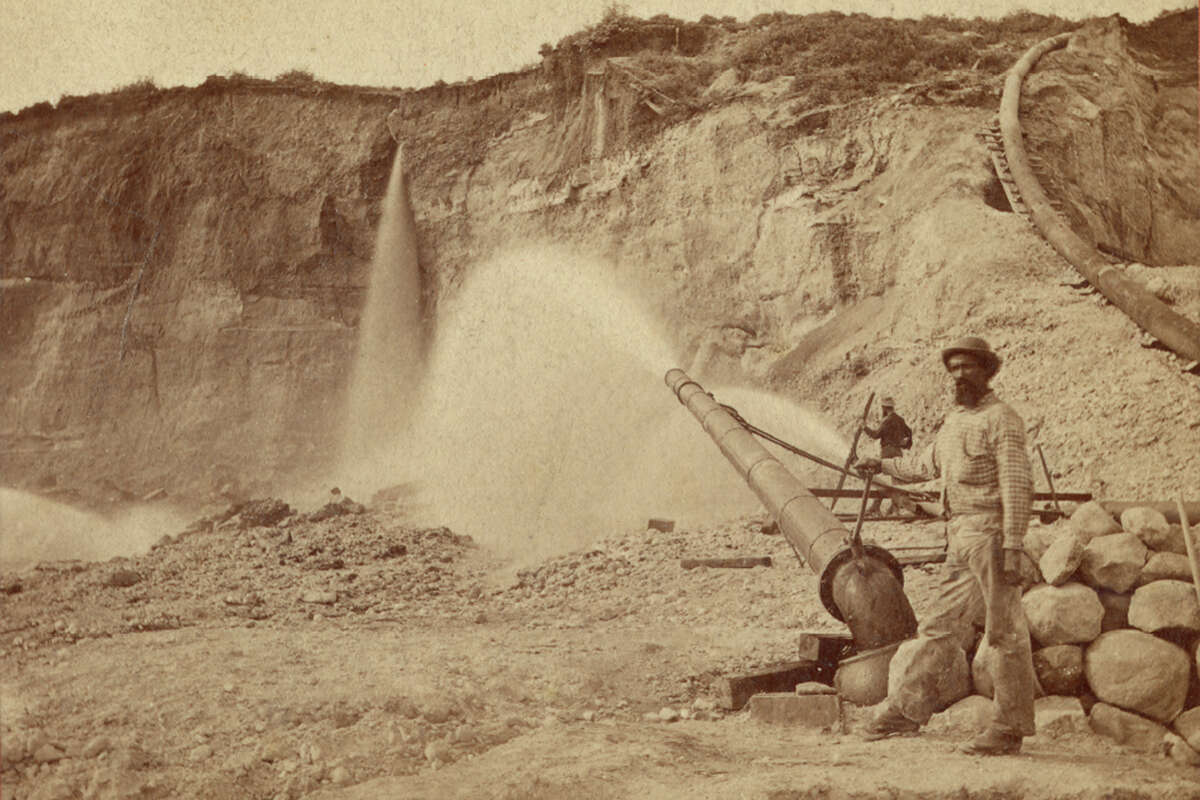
1;12;1197;510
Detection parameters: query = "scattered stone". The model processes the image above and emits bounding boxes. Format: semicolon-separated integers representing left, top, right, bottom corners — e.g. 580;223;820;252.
1;736;26;766
1138;552;1194;585
794;682;836;695
424;739;451;763
1089;702;1169;752
1032;645;1084;696
692;697;717;712
189;744;214;762
31;743;65;764
1;577;23;594
1127;580;1200;634
1085;629;1190;722
259;739;292;763
300;590;337;605
1034;695;1090;739
1078;534;1148;593
104;569;142;588
1096;590;1131;632
421;699;455;725
238;498;294;528
81;736;111;759
329;765;352;784
927;694;991;734
1166;732;1200;766
1022;582;1103;645
1039;533;1084;585
658;707;680;722
1070;502;1121;543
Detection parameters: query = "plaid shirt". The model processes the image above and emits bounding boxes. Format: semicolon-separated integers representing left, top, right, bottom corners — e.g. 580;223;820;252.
882;392;1032;548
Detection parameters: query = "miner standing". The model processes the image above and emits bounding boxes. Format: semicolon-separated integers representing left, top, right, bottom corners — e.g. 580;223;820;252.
853;336;1036;756
861;396;912;515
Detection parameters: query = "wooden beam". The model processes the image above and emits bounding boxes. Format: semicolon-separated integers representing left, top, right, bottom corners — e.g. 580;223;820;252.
680;556;772;570
718;660;829;710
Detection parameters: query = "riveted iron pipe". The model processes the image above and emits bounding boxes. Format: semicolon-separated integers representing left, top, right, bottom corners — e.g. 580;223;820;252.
665;369;917;649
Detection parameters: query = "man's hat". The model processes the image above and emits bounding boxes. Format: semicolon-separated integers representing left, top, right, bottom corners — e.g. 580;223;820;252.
941;336;1001;377
880;396;895;408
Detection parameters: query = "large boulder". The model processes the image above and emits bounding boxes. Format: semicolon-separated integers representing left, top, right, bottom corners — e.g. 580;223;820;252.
1039;533;1084;585
972;638;1043;701
926;694;991;735
1138;552;1194;585
1078;533;1148;592
1070;501;1121;543
1024;521;1068;563
1127;580;1200;635
1089;702;1170;752
1121;506;1184;553
1173;705;1200;753
1035;695;1090;739
1121;506;1171;543
885;637;971;723
1084;629;1191;722
1022;582;1103;646
1033;645;1084;696
1097;590;1131;632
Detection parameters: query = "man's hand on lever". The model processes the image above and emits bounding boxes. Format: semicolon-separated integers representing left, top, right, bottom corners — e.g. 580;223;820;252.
853;457;882;477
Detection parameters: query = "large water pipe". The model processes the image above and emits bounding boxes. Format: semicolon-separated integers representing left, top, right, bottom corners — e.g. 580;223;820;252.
665;369;917;650
1000;32;1200;364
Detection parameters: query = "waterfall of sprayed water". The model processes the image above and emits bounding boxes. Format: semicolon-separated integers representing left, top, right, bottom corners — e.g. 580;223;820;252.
403;246;852;566
340;144;425;483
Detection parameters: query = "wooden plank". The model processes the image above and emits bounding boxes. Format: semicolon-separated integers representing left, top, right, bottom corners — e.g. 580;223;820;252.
894;551;948;566
718;660;828;711
680;556;772;570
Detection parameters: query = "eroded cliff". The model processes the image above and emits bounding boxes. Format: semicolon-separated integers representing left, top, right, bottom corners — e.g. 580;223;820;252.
1;10;1196;513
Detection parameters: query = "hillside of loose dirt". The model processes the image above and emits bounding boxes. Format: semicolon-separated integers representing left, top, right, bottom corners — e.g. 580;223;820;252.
2;6;1200;800
5;498;1200;800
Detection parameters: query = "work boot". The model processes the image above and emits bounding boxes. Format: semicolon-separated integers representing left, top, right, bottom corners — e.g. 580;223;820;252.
861;707;920;741
958;728;1022;756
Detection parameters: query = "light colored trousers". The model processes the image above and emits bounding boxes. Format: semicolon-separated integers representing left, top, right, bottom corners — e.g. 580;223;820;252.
883;513;1037;737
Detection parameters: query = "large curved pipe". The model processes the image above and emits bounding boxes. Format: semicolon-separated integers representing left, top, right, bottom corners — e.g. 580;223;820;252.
665;369;917;650
1000;32;1200;363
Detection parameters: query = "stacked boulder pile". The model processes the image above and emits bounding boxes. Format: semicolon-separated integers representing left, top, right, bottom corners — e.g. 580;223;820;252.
973;501;1200;762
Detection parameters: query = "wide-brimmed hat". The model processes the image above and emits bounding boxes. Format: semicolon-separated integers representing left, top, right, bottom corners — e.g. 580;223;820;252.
941;336;1001;377
880;396;896;408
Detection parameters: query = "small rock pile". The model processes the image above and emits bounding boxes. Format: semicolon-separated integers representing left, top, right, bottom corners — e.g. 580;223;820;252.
945;501;1200;762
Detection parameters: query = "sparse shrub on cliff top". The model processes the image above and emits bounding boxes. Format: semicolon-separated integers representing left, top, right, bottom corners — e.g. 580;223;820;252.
276;68;316;83
112;77;158;95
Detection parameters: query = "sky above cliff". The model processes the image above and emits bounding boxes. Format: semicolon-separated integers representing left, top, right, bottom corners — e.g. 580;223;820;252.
0;0;1187;113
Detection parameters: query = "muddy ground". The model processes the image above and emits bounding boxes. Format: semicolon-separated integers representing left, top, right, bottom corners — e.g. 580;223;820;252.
4;495;1200;800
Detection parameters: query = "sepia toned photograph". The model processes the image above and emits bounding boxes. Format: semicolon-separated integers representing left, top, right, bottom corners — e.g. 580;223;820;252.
1;1;1198;797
